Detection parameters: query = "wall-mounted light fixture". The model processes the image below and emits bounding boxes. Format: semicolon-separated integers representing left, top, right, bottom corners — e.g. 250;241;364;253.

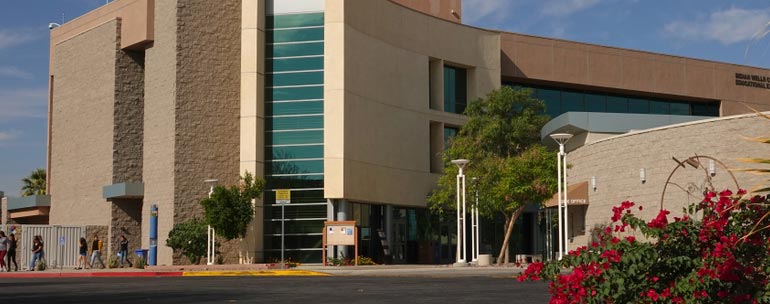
591;176;596;191
708;159;716;176
640;168;646;183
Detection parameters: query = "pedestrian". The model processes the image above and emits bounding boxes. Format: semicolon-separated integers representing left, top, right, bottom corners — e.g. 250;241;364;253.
6;233;17;271
118;235;132;268
76;237;90;270
29;235;44;271
90;234;105;269
0;231;7;272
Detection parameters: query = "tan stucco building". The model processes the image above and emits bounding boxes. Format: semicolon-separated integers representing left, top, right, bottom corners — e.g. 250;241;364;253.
43;0;770;265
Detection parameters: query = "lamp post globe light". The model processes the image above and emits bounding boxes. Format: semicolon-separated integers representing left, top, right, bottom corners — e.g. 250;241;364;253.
204;178;218;265
549;133;572;259
450;159;469;266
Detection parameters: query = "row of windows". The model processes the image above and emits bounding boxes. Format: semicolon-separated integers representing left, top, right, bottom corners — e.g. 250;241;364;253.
443;66;467;114
268;86;323;101
506;83;720;118
266;130;323;146
267;13;324;29
268;42;324;58
267;71;323;87
266;115;323;131
267;27;323;43
265;160;324;175
269;144;323;160
267;101;323;116
268;56;323;72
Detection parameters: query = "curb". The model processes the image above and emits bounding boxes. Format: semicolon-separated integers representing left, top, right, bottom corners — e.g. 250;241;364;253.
0;272;183;278
182;270;330;277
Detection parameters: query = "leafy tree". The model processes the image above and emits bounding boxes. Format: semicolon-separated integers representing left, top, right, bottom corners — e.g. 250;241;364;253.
21;168;46;196
166;218;208;264
200;172;265;240
428;86;557;265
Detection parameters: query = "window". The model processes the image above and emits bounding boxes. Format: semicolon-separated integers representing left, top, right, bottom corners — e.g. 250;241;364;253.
443;66;467;114
443;126;459;149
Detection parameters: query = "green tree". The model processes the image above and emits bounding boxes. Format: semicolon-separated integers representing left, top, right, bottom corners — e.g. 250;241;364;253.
428;86;557;265
200;172;265;240
166;218;208;264
21;168;46;196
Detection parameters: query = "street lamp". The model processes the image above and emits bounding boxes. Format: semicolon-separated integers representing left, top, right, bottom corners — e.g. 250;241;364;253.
550;133;572;259
204;178;218;265
450;159;469;266
471;177;480;263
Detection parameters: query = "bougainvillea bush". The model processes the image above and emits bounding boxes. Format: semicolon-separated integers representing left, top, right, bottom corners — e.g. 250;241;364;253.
519;190;770;303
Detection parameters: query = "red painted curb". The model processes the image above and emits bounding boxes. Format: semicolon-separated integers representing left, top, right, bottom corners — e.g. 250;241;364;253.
0;272;183;278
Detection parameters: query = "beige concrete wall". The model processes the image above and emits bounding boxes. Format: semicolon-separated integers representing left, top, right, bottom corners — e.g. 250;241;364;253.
141;0;177;266
325;0;500;207
240;0;265;263
566;113;770;251
501;33;770;115
49;21;118;226
389;0;462;23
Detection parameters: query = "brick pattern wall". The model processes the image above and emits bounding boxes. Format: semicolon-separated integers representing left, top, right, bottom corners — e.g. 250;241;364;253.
171;0;241;264
567;114;770;249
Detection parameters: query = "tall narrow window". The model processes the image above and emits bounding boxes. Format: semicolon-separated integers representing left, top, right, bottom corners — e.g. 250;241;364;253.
443;66;467;114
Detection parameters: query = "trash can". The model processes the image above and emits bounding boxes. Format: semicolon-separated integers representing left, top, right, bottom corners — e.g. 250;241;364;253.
135;249;148;262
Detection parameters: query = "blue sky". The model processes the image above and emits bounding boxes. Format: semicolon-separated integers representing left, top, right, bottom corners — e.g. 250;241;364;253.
0;0;769;196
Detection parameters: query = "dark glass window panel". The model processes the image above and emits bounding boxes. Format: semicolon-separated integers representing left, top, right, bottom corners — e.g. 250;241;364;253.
266;175;324;189
585;93;606;112
691;103;720;116
267;86;323;101
267;27;324;43
536;88;561;118
443;127;458;149
269;145;324;160
670;102;690;115
267;115;323;131
606;96;628;113
561;91;585;112
268;42;324;58
443;66;467;114
267;101;323;116
263;190;325;205
267;72;323;87
264;205;328;223
649;100;670;114
267;160;324;175
268;57;324;72
628;98;650;114
267;13;324;29
264;250;322;264
267;130;323;145
267;234;323;249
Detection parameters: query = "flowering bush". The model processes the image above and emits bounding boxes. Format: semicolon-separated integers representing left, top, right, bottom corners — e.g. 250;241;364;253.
519;189;770;303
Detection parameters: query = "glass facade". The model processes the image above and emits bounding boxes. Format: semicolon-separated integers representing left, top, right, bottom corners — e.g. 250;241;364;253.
505;83;720;118
444;66;467;114
264;12;325;263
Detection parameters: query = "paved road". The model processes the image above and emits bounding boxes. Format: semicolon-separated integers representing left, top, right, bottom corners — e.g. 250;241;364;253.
0;276;549;303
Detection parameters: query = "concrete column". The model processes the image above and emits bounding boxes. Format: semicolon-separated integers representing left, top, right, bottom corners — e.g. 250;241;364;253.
336;200;349;258
326;199;334;259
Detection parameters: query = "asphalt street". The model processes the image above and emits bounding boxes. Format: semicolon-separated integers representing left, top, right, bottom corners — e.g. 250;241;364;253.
0;276;549;303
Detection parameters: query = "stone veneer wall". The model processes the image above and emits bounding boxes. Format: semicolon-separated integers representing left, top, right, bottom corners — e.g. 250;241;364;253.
567;113;770;250
171;0;242;264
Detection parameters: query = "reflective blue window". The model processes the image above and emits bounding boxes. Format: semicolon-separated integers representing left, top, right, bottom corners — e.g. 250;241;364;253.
444;66;467;114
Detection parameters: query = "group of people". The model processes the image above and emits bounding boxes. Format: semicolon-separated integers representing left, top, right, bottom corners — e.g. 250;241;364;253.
0;231;19;271
76;234;132;269
0;231;134;271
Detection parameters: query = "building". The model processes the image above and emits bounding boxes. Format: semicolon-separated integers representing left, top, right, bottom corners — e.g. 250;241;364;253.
44;0;770;265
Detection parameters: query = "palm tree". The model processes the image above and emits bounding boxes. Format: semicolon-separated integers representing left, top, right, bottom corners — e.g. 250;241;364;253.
21;168;46;196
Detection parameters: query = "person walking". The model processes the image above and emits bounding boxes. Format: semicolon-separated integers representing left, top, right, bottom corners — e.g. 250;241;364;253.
90;234;105;269
6;233;17;271
0;231;7;272
29;236;44;271
76;237;90;270
118;235;132;268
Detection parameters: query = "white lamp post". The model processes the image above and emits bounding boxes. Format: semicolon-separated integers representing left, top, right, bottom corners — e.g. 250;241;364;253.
204;178;218;265
471;177;480;263
451;159;469;266
550;133;572;259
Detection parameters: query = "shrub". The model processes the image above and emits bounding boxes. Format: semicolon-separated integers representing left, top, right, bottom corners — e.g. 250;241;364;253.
108;255;119;268
134;257;146;269
519;189;770;303
166;218;208;264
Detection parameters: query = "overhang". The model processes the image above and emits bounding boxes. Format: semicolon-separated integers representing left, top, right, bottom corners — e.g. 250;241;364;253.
544;181;589;208
103;182;144;199
7;195;51;211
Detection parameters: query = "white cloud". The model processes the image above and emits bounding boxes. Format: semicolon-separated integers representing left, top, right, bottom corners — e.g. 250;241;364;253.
0;66;33;80
462;0;512;25
0;88;48;119
541;0;602;17
664;7;770;45
0;130;21;142
0;28;37;50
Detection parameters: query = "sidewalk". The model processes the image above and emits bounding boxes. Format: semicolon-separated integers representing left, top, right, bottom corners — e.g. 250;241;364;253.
0;263;526;279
